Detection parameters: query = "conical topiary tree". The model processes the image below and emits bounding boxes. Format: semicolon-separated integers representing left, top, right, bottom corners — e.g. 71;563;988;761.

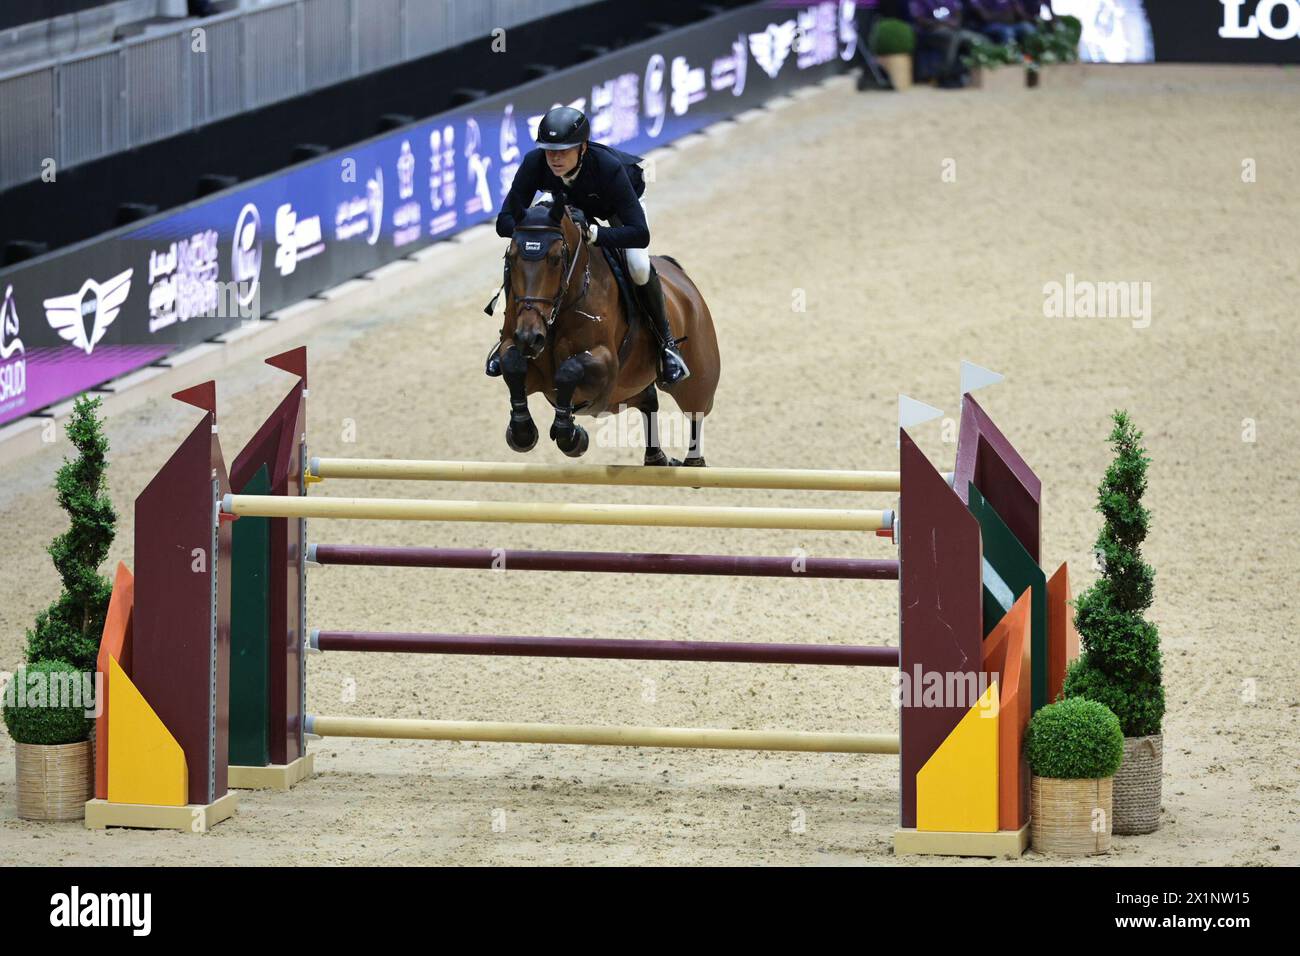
1063;411;1164;738
24;394;116;674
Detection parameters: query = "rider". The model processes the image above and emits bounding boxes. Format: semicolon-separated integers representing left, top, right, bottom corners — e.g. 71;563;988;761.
486;105;690;386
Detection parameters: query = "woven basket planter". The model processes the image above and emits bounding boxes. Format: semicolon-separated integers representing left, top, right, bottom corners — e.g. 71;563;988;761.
1031;776;1113;856
15;740;94;822
1113;734;1162;835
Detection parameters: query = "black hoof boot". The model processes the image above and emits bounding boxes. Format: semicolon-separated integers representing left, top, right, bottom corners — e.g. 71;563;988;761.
644;449;683;467
557;425;589;458
683;456;706;467
505;417;538;453
485;341;503;377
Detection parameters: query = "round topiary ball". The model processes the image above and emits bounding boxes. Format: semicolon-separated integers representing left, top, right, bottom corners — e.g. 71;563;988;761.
2;660;93;746
1025;697;1124;780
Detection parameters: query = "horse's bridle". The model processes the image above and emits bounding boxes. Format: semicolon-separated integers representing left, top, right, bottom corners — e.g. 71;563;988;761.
506;217;591;330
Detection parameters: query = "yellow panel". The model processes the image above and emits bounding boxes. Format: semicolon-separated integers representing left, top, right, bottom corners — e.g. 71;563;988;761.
916;682;1000;833
106;657;187;807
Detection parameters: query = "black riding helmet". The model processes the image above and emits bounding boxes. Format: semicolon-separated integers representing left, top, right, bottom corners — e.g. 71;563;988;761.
536;106;589;150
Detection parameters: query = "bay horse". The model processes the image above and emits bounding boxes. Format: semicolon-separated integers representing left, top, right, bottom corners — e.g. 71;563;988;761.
493;196;720;465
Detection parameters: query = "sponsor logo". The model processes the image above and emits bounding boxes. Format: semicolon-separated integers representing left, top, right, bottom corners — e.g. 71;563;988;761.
795;3;840;70
231;203;262;309
429;124;458;236
1221;0;1300;39
1053;0;1153;62
750;19;797;78
524;240;542;253
393;141;421;247
839;0;859;60
499;104;522;202
0;285;27;408
711;34;749;95
589;72;641;144
334;168;384;245
367;168;384;245
670;56;707;116
500;104;521;164
147;230;220;333
464;119;495;217
274;202;325;276
644;54;667;138
43;268;133;355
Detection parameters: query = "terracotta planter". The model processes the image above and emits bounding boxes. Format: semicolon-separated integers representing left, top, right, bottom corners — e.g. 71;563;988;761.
15;740;94;822
1113;734;1162;835
878;53;913;92
1031;775;1113;856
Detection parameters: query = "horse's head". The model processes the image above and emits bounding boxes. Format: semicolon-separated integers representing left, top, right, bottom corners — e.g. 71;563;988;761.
504;197;584;360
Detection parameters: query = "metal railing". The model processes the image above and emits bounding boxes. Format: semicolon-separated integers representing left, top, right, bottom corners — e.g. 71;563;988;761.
0;0;596;191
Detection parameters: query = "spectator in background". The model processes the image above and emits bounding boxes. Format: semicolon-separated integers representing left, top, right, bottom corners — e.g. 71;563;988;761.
908;1;984;88
967;0;1037;46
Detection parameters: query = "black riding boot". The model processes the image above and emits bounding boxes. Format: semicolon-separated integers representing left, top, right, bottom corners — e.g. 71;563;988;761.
638;265;690;386
485;340;503;377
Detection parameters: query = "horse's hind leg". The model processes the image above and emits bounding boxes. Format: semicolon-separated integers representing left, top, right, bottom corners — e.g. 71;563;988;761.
684;413;706;467
628;384;682;467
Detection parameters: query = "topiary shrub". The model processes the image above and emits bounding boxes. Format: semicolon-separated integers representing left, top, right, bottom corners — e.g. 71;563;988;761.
870;18;916;56
1025;697;1124;780
2;661;94;746
963;38;1022;70
1063;411;1165;738
1057;15;1083;49
24;394;116;673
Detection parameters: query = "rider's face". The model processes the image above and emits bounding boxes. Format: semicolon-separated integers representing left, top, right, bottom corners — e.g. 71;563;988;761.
545;145;582;177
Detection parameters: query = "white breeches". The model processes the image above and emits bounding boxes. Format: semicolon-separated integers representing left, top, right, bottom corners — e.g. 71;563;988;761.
623;198;651;286
538;192;651;284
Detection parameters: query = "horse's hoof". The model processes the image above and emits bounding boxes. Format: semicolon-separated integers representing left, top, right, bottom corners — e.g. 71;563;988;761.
505;421;538;453
559;426;589;458
644;451;683;467
683;457;707;467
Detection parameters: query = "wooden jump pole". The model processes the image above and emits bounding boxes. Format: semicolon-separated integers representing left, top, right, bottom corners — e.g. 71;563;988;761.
310;629;900;667
305;716;900;754
308;544;901;579
307;457;902;492
223;494;892;532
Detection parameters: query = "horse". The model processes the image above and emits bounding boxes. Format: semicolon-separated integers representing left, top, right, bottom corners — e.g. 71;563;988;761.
492;196;721;465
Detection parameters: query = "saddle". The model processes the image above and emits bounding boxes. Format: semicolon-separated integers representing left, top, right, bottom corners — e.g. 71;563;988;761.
600;245;642;366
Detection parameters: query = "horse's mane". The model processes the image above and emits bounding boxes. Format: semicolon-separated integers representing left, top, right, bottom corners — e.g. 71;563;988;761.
516;201;566;233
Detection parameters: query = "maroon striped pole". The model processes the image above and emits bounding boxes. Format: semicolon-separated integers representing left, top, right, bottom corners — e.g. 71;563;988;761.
310;630;899;667
308;544;899;580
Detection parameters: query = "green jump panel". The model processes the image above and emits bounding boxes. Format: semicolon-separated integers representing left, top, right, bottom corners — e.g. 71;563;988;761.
229;464;271;767
969;484;1048;713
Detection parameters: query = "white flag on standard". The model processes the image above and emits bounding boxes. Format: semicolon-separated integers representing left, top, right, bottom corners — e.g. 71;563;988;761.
897;394;944;446
960;360;1004;397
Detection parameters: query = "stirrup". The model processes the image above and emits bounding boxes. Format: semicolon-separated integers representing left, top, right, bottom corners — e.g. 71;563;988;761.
485;341;503;377
658;346;690;386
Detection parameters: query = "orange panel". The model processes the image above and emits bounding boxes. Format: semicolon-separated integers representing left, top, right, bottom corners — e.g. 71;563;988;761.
984;592;1031;831
1047;562;1080;705
94;563;134;801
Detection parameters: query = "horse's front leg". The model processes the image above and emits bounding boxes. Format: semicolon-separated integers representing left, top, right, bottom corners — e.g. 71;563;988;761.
549;352;598;458
501;346;538;453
